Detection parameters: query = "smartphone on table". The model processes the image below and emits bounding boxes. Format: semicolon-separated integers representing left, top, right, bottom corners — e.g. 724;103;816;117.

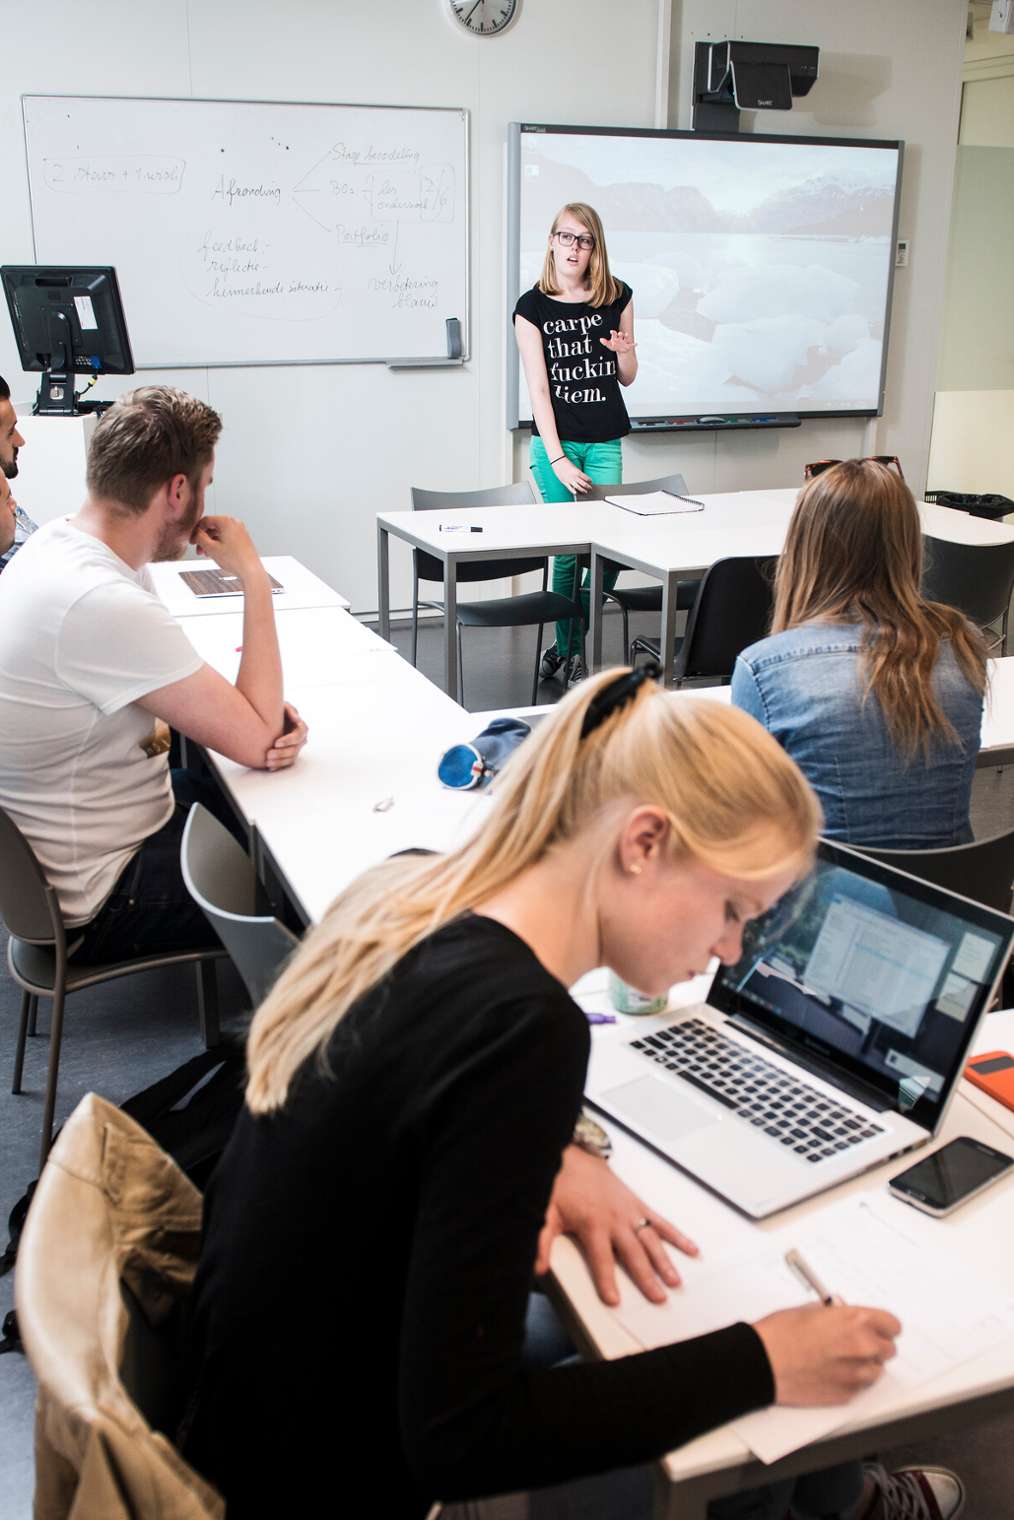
888;1135;1014;1217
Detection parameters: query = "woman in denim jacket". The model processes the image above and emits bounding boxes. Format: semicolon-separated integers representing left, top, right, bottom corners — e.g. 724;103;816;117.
732;459;988;849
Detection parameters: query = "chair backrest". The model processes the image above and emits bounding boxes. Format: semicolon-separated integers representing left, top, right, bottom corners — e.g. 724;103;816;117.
578;471;689;501
181;804;299;1008
851;824;1014;916
921;534;1014;628
411;481;535;512
675;555;776;682
0;802;63;944
410;480;540;585
16;1092;224;1519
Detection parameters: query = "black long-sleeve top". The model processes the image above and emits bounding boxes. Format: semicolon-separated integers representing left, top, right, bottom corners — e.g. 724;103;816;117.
184;915;774;1517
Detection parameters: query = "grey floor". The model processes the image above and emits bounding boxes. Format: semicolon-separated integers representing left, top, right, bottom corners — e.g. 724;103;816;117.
2;614;1014;1517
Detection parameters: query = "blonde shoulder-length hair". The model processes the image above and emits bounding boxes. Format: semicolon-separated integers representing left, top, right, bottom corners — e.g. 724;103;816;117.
537;202;623;308
772;459;989;758
246;673;822;1114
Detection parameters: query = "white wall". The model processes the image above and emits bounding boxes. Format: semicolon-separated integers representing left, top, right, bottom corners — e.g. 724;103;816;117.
1;1;970;612
1;0;660;616
928;19;1014;500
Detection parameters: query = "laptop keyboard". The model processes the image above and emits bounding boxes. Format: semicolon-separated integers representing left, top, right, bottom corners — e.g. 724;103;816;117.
630;1018;885;1164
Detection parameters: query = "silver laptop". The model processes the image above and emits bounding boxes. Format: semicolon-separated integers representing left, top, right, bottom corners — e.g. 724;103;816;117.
586;840;1014;1218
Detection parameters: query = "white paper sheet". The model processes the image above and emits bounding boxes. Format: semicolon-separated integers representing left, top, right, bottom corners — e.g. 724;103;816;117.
615;1192;1014;1463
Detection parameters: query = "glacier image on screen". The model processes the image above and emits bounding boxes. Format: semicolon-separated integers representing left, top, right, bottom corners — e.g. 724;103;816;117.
515;131;901;423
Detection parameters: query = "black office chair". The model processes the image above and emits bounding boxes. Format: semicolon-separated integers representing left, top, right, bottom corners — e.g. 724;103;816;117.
0;804;226;1169
579;474;702;662
410;482;584;704
630;555;776;686
922;535;1014;655
851;824;1014;916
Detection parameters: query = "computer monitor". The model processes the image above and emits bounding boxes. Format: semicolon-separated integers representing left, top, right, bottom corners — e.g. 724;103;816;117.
0;265;134;416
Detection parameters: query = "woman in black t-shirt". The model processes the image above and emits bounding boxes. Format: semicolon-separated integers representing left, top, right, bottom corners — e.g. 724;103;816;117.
514;202;637;685
183;671;952;1520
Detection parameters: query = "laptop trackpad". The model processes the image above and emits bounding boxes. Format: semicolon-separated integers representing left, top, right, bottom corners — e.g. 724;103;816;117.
601;1075;723;1143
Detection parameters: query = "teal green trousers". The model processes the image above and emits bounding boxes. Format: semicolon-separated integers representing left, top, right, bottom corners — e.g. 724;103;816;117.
530;436;623;657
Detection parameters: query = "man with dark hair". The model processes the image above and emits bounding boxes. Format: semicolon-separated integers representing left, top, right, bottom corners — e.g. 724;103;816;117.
0;384;307;962
0;374;38;567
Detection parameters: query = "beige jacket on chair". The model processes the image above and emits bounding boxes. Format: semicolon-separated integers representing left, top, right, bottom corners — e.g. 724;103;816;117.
15;1092;224;1520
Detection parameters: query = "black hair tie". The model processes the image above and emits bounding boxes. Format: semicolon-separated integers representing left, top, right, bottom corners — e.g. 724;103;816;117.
580;661;663;739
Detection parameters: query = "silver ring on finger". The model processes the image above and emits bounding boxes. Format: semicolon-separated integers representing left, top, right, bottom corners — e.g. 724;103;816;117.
633;1217;652;1234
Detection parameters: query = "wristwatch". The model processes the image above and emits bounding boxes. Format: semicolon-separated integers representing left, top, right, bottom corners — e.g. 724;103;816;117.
571;1108;612;1161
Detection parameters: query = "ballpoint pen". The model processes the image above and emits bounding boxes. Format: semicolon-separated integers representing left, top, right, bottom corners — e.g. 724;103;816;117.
785;1248;836;1307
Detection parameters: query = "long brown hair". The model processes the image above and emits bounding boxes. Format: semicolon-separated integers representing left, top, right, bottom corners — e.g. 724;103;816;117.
246;674;821;1113
771;459;988;757
537;203;622;308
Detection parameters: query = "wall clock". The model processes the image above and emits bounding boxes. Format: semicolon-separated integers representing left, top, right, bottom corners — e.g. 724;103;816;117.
448;0;519;36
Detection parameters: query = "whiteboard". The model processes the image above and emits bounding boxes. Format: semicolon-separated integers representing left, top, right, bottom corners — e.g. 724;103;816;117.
22;95;469;367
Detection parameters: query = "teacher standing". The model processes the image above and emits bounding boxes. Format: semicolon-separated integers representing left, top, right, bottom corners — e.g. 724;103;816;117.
514;202;636;686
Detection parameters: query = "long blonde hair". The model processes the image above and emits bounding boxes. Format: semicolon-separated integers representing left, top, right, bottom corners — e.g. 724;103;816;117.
537;202;622;308
246;672;821;1113
772;460;988;757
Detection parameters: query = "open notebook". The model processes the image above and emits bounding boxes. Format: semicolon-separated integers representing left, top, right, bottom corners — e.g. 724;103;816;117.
605;490;704;516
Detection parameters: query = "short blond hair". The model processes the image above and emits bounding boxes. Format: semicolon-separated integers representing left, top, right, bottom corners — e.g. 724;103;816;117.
87;386;222;513
246;673;822;1113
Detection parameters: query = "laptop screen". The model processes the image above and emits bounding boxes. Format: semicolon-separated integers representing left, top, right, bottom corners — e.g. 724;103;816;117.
707;839;1014;1129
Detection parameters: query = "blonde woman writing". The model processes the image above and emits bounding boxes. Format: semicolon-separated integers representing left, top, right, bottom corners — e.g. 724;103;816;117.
185;671;960;1520
514;202;636;686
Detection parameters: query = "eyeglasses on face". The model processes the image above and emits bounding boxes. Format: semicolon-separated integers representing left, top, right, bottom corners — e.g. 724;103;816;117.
553;229;595;251
803;456;904;481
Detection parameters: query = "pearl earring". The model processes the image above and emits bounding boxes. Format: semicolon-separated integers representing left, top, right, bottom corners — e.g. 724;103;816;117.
628;863;643;876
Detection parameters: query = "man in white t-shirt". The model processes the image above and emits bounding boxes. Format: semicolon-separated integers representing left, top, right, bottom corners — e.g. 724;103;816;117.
0;384;306;963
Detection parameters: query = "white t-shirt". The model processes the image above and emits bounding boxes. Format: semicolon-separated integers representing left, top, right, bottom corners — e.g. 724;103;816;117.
0;519;204;925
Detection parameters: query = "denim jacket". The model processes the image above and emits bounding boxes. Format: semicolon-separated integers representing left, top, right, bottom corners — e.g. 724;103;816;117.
731;623;983;848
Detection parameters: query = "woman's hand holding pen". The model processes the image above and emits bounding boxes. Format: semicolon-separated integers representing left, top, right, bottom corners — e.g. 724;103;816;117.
552;456;593;495
753;1303;901;1406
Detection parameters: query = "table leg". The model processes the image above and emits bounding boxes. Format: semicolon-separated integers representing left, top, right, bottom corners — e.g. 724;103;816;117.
377;525;391;641
590;551;605;671
444;557;459;700
652;1467;709;1520
660;574;679;686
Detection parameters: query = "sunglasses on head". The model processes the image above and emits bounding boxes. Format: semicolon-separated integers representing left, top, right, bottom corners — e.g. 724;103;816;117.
803;456;904;481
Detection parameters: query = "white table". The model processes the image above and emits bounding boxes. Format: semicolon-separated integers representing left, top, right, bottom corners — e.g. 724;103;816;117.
148;554;350;617
378;489;1014;694
552;977;1014;1520
179;605;393;689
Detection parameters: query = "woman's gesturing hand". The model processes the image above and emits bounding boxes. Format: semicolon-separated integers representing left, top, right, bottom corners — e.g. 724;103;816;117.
600;328;636;355
552;456;593;495
753;1303;902;1406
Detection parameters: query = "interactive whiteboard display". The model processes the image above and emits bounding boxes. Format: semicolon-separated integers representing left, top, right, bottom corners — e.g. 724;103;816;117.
507;124;902;428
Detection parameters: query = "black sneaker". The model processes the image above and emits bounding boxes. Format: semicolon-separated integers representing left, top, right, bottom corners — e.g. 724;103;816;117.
565;655;587;686
539;645;567;681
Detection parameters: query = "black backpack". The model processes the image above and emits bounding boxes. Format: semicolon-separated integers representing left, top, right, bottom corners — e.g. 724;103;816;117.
0;1041;246;1354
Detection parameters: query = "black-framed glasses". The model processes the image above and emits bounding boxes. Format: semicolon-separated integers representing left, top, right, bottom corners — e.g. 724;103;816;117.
553;230;595;251
803;455;905;481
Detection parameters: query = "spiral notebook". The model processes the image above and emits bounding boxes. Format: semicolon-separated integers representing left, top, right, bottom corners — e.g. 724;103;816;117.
605;490;704;516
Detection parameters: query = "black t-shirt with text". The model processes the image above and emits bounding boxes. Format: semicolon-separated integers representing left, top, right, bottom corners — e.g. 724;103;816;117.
514;281;633;444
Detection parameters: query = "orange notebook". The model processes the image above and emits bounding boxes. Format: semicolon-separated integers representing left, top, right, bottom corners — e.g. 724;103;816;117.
965;1051;1014;1115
